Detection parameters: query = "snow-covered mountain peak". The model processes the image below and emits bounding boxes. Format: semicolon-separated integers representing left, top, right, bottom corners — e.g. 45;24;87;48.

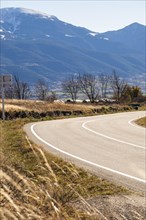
18;7;57;20
1;7;57;20
0;7;59;35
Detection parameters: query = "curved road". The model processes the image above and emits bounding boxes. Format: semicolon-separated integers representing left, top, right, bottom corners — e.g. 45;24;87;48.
24;111;146;191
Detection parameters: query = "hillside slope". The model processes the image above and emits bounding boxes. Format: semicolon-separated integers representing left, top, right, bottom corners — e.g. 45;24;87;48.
0;8;145;85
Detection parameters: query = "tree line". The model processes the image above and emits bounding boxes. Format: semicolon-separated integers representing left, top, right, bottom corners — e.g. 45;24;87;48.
2;75;57;102
62;71;143;103
1;71;143;104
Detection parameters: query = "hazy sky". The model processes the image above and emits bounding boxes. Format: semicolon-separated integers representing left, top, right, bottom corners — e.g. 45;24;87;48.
1;0;145;32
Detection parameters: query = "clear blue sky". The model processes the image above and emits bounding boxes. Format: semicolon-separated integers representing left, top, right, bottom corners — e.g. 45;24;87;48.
1;0;145;32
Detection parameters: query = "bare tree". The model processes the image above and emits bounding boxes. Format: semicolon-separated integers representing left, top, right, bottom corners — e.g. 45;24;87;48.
78;73;99;103
46;91;57;103
21;82;30;99
62;75;79;102
13;75;30;99
98;73;109;98
35;79;49;100
5;86;14;99
110;71;127;103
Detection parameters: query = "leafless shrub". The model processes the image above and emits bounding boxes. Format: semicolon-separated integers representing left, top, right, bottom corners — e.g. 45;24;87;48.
110;70;127;103
62;75;79;102
78;73;99;103
35;79;49;100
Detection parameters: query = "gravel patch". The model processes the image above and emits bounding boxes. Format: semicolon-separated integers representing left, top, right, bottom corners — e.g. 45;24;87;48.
75;194;146;219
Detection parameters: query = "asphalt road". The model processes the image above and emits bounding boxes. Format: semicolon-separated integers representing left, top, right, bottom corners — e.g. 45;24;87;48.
24;111;146;191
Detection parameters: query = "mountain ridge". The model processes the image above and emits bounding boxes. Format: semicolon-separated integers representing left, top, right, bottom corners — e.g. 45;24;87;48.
0;7;145;86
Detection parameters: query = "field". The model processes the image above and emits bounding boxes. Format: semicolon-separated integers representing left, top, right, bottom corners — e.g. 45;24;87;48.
1;99;146;219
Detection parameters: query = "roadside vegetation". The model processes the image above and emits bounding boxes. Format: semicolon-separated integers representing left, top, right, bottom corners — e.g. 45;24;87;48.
0;98;142;121
0;112;132;219
135;116;146;127
0;89;145;219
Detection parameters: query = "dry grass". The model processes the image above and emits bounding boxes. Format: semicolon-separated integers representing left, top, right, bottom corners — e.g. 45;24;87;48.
0;118;130;219
0;104;30;111
135;116;146;127
0;99;138;122
0;99;99;113
0;99;145;219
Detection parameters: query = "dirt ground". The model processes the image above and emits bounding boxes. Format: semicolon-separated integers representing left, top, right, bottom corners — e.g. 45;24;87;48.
75;194;146;220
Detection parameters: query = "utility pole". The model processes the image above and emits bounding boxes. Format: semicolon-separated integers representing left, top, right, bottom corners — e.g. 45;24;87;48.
1;82;5;120
0;75;12;121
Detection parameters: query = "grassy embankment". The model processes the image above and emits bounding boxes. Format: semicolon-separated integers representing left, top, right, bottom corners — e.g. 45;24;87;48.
135;116;146;127
1;99;143;219
0;99;136;120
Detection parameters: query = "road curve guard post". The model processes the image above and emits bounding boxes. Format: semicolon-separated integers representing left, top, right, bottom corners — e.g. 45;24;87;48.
0;74;13;120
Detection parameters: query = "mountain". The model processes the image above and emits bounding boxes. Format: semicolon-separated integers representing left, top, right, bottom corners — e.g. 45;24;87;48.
101;22;145;53
0;7;145;87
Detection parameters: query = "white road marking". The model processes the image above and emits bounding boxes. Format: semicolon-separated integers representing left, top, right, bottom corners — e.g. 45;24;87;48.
31;124;146;183
82;120;145;150
128;118;145;129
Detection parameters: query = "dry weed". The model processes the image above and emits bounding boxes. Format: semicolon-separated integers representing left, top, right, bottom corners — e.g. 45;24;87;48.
1;137;103;220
